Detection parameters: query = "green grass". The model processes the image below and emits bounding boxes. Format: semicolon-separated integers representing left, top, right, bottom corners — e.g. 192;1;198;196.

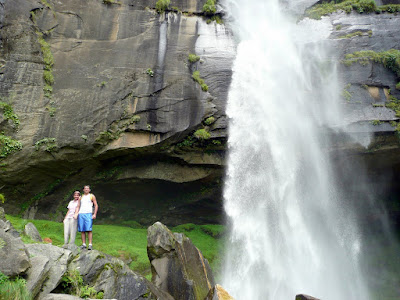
5;215;225;280
0;276;32;300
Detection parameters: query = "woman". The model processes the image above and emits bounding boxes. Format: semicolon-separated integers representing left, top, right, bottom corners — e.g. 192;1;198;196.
62;191;80;248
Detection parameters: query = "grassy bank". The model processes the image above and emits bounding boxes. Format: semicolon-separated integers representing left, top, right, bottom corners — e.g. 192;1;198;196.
5;215;225;280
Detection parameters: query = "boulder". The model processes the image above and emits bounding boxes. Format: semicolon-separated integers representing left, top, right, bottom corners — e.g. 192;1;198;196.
296;294;321;300
23;222;43;242
205;284;235;300
25;244;73;298
147;222;215;300
68;249;172;300
26;256;51;299
0;228;30;276
0;218;20;238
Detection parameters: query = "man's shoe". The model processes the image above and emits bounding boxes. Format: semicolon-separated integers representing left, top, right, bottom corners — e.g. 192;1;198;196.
88;245;92;250
62;244;68;249
80;244;86;250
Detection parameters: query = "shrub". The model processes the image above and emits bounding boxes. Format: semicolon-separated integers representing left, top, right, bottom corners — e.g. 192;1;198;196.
396;82;400;90
188;54;200;63
203;0;216;15
0;194;5;203
155;0;170;13
130;115;141;123
194;129;211;140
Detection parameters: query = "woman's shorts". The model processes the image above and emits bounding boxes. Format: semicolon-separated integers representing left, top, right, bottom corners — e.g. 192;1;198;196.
78;213;93;232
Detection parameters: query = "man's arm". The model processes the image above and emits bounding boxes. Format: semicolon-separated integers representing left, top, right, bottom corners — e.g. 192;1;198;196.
92;195;98;219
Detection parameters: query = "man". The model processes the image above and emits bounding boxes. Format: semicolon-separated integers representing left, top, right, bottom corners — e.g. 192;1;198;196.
74;185;98;250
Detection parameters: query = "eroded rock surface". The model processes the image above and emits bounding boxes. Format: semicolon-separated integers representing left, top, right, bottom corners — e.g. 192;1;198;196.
147;221;215;300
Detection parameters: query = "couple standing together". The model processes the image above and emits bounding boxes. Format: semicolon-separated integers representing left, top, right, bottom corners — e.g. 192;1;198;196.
63;185;98;250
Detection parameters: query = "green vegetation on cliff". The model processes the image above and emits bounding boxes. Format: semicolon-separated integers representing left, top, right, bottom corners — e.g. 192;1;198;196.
5;215;225;280
194;128;211;140
192;71;209;91
203;0;216;15
155;0;170;13
304;0;400;20
34;137;57;152
0;134;22;159
342;49;400;89
0;101;20;129
338;30;372;39
188;54;200;63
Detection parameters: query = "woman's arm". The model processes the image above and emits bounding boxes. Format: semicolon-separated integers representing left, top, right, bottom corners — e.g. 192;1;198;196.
73;198;81;219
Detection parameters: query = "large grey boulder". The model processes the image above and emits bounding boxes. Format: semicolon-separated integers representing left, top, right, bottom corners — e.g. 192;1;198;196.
25;244;73;299
205;284;235;300
26;256;51;299
147;222;215;300
24;222;43;242
0;228;30;276
68;249;172;300
41;294;82;300
296;294;321;300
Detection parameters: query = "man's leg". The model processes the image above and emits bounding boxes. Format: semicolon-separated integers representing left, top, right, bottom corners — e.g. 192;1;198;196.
81;232;86;245
88;231;93;250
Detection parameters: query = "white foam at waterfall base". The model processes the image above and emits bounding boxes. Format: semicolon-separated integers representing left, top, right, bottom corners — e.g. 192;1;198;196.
222;0;370;299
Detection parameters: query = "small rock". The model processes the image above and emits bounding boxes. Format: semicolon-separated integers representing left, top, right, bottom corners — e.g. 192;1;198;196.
296;294;321;300
206;284;235;300
24;222;42;242
0;228;30;276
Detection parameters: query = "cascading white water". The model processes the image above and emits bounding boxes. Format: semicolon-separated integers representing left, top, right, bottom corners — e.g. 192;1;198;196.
222;0;370;299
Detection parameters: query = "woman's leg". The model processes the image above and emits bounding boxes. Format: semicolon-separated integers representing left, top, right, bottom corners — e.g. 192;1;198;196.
63;219;70;245
70;219;78;245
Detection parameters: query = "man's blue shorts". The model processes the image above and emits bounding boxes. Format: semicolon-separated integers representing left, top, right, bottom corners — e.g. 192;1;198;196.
78;213;93;232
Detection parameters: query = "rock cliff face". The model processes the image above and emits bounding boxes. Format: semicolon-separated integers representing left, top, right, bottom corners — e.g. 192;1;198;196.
1;0;400;228
0;0;234;224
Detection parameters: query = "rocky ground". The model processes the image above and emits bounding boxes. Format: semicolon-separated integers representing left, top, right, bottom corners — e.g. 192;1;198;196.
0;207;235;300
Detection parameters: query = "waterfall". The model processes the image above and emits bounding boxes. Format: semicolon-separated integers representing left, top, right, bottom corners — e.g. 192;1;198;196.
222;0;370;299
